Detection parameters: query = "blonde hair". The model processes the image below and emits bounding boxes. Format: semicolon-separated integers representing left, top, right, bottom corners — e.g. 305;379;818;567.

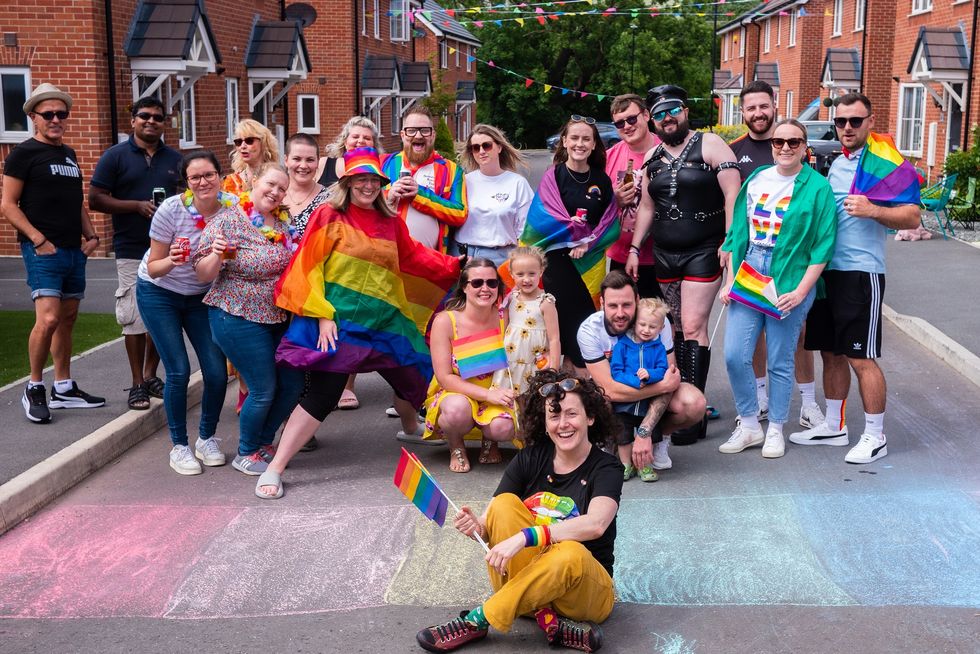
506;245;546;271
459;123;529;173
327;116;384;158
253;161;288;183
230;119;280;173
637;297;669;322
328;174;396;217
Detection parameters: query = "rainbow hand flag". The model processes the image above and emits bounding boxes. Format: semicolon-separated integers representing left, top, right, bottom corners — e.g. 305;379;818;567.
453;326;508;379
850;133;922;207
728;261;785;320
393;448;449;527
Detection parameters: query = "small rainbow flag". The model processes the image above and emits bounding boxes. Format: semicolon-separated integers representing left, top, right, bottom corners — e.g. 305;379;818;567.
850;133;921;206
393;448;449;527
728;261;785;320
453;325;508;379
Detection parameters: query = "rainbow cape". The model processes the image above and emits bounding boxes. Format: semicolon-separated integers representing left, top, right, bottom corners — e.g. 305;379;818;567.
518;166;621;308
453;324;508;379
393;447;449;527
849;133;921;207
274;204;460;408
728;260;785;320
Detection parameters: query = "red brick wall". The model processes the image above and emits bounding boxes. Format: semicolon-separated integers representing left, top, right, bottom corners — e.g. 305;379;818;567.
757;5;826;120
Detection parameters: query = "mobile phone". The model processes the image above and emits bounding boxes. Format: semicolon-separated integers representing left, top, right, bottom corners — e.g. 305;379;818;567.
152;187;166;207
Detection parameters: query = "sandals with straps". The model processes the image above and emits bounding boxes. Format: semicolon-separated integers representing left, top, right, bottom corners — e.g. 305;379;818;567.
449;448;470;473
479;438;502;465
144;376;165;399
126;384;150;411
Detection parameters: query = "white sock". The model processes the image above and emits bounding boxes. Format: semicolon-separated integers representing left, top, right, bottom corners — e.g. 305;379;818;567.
27;380;44;389
740;415;761;432
825;399;845;431
54;379;74;393
767;422;784;437
864;413;884;438
755;377;768;399
798;381;816;406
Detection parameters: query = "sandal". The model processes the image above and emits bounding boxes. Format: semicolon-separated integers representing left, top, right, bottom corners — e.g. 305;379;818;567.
449;447;470;473
479;438;502;465
126;384;150;410
705;405;720;420
337;389;359;410
144;376;165;399
255;469;283;499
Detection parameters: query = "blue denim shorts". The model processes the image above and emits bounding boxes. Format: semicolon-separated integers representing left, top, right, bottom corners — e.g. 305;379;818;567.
21;242;87;301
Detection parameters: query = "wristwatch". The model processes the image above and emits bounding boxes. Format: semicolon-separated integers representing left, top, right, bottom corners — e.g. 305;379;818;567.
635;425;651;439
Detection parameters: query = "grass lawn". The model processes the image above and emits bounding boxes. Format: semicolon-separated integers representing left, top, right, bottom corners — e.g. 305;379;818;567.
0;311;121;386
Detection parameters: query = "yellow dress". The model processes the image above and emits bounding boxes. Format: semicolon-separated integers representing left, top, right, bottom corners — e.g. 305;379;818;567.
422;311;519;443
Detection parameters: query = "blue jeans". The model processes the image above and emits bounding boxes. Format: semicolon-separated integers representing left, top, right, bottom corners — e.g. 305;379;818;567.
208;308;303;456
455;242;513;268
724;245;815;424
136;279;227;447
21;242;87;300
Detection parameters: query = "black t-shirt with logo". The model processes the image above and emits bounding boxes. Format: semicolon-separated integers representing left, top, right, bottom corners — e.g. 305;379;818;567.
3;138;83;247
555;163;614;229
730;134;774;182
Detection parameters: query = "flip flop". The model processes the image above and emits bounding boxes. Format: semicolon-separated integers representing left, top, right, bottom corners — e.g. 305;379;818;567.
337;389;360;410
255;469;283;499
449;448;470;473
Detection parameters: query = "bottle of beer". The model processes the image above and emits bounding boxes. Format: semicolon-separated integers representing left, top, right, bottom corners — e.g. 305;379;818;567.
622;158;635;186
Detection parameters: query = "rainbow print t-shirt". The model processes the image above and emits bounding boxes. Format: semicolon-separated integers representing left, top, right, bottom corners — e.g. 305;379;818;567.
746;167;796;248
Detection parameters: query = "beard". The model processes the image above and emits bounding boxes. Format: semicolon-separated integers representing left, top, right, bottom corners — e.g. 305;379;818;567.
746;113;774;136
655;119;690;147
406;142;435;165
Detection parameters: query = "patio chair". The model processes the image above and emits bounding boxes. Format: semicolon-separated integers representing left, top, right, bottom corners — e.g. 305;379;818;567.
920;173;958;239
949;177;977;231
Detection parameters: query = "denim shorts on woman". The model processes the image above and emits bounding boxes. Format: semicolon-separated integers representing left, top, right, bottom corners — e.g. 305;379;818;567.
20;242;87;301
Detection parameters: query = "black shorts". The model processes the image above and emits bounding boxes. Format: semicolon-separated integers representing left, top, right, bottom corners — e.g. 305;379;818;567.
804;270;885;359
653;245;722;283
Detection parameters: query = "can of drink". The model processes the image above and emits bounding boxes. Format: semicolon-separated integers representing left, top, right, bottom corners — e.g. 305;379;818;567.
222;240;238;260
575;208;588;220
400;169;413;179
174;236;191;262
152;187;166;207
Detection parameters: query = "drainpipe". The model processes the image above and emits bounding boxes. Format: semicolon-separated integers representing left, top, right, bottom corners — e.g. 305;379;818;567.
280;0;289;136
963;0;978;149
104;0;119;145
354;0;361;115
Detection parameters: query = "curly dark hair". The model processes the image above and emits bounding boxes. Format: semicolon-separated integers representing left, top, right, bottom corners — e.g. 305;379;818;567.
520;369;619;451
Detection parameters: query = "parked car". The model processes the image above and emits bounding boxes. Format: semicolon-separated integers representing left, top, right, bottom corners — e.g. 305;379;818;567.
546;122;621;151
801;120;842;176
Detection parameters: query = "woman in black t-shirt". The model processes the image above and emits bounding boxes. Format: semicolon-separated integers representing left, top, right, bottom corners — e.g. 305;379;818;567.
417;369;623;653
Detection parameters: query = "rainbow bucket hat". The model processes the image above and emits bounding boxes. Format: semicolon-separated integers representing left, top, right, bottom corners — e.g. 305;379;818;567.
343;147;390;186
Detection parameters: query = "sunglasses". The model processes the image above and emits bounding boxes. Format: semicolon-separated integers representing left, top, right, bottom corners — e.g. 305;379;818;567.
651;105;684;122
612;113;642;129
136;112;166;122
470;141;495;153
34;110;70;121
187;171;219;184
771;137;806;150
570;114;596;125
467;278;500;289
833;115;870;129
403;126;434;137
538;378;581;397
233;136;260;147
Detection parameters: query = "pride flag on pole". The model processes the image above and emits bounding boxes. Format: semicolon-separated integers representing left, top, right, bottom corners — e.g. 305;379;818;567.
393;448;449;527
452;326;508;379
728;261;785;320
850;133;921;206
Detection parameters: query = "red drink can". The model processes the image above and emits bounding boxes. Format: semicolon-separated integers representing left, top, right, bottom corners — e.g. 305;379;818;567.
575;208;588;220
174;236;191;262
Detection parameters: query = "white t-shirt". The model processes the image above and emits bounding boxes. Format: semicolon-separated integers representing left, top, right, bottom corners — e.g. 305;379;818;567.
455;169;533;247
745;166;797;248
405;161;443;249
577;310;674;365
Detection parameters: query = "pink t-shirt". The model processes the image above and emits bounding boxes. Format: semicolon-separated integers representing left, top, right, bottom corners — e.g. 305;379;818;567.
604;138;660;265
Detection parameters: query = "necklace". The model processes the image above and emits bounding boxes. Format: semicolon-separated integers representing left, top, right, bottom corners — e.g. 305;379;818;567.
182;190;238;229
239;191;299;251
285;183;321;209
564;164;591;184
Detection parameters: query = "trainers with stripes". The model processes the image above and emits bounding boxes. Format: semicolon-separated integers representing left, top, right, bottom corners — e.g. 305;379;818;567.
232;452;269;476
194;437;226;466
788;422;849;447
546;615;603;652
718;424;765;454
49;382;105;409
652;440;672;470
23;384;51;424
845;433;887;464
799;403;825;429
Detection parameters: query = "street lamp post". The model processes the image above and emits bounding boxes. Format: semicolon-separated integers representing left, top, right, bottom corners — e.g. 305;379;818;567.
630;21;638;89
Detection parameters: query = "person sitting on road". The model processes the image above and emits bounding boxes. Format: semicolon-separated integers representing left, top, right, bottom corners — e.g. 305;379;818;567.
417;369;622;653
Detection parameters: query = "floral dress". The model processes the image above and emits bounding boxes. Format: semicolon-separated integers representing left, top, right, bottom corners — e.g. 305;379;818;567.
422;311;519;444
493;291;556;394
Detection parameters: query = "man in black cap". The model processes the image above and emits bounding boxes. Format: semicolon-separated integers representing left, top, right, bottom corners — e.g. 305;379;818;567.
625;84;741;444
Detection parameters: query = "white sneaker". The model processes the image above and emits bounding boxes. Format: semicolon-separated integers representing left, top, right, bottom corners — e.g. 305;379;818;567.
845;433;887;464
652;440;672;470
385;405;400;418
762;430;785;458
195;437;226;467
799;403;825;429
757;395;769;420
396;427;447;447
788;422;849;446
170;445;203;475
718;424;765;454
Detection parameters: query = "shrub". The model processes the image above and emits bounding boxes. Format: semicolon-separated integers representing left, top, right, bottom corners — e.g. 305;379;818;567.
944;124;980;193
698;124;748;144
435;118;457;164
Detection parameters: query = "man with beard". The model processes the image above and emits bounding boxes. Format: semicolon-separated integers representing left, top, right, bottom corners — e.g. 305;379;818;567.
89;97;182;411
382;106;467;254
626;85;740;445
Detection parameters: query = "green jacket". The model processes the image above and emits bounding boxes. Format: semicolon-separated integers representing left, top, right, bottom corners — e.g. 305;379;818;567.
722;164;838;294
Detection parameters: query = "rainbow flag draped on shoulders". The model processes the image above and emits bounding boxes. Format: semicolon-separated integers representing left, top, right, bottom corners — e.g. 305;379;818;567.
274;204;460;407
850;133;921;207
728;260;785;320
518;166;620;308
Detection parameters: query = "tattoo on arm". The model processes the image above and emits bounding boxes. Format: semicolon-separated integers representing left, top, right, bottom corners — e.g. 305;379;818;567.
641;392;671;430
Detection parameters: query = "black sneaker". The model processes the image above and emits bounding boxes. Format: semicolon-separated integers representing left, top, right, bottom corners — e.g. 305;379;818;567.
417;611;488;652
546;615;603;652
22;385;51;424
49;382;106;409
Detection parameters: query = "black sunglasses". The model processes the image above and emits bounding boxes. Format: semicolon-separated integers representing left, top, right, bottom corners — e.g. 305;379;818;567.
833;115;870;129
470;141;495;153
34;110;70;121
771;137;806;150
612;113;642;129
651;106;684;122
135;111;166;122
467;278;500;289
403;126;434;137
233;136;260;147
570;114;596;125
538;378;581;397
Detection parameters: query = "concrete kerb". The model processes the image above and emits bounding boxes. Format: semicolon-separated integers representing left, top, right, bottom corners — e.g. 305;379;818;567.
0;371;205;536
882;304;980;389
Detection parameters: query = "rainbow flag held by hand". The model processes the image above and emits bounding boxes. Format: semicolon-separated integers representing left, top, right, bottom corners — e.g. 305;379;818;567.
849;133;921;206
729;261;785;320
393;448;449;527
453;326;508;379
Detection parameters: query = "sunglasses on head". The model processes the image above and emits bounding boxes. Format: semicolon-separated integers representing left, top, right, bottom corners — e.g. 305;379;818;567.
833;115;870;129
135;111;165;122
233;136;259;147
403;126;434;137
538;378;581;397
612;113;642;129
570;114;596;125
771;137;806;150
651;105;684;122
470;141;495;153
34;110;70;121
467;278;500;289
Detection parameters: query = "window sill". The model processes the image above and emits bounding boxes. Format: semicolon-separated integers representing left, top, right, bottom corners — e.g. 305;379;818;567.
0;134;32;144
908;9;933;18
179;142;201;150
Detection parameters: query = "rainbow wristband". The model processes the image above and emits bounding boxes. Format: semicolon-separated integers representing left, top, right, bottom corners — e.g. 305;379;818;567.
521;525;551;548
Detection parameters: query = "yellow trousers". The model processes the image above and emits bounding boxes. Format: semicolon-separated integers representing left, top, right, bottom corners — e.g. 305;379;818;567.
481;493;615;633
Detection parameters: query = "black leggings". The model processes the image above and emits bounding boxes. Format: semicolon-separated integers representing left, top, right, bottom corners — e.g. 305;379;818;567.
300;369;415;422
543;248;594;368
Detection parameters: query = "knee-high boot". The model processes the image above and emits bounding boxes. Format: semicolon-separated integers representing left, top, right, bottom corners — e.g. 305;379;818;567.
693;344;711;439
671;339;705;446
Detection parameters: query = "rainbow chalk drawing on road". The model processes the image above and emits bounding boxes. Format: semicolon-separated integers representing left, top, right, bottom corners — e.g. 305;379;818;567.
651;631;698;654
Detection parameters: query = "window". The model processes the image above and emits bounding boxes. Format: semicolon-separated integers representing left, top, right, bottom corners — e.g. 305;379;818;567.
455;42;460;68
176;77;196;148
440;40;448;69
0;67;31;142
785;90;794;119
763;19;771;53
854;0;866;31
298;94;319;134
390;0;409;42
250;81;268;125
832;0;843;36
897;84;925;155
466;45;472;72
225;78;239;143
911;0;932;14
373;0;380;38
391;100;401;135
723;34;730;61
739;27;745;57
361;0;368;35
776;14;782;46
789;10;797;46
362;97;382;134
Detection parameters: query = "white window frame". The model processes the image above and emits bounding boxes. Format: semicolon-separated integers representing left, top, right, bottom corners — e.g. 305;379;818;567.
391;100;401;136
0;67;32;143
763;19;771;53
361;0;368;36
789;10;797;46
225;78;239;144
723;34;730;61
832;0;843;36
911;0;932;15
739;27;746;57
250;81;269;126
175;76;197;148
390;0;410;42
776;14;782;46
854;0;866;31
373;0;380;38
440;40;448;69
297;94;319;134
455;41;460;68
785;90;794;119
897;83;925;156
362;96;382;133
466;45;472;72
